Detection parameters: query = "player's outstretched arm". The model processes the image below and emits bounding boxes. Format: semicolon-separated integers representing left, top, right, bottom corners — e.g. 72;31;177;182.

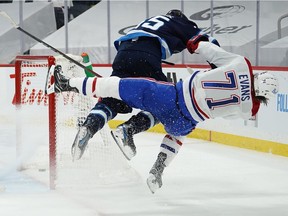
187;39;240;68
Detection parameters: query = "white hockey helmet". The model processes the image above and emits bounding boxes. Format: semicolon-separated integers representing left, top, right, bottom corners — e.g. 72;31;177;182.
254;71;279;99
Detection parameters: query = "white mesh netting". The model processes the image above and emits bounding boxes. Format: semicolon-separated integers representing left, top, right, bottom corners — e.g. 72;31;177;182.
15;55;140;189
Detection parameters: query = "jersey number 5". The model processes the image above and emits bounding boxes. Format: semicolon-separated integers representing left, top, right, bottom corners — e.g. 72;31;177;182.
140;15;169;30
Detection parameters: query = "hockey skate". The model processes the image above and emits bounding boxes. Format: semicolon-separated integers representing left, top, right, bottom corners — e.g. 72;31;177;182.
146;152;167;193
53;65;79;93
71;113;105;161
111;124;136;160
71;126;93;161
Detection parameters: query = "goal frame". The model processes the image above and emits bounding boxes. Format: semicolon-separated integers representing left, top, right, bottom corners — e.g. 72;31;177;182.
14;55;57;189
14;55;134;190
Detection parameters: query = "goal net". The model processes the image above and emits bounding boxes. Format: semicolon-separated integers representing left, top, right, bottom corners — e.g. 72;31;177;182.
14;55;139;190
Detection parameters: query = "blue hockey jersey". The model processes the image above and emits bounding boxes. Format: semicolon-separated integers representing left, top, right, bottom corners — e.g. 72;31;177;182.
114;14;202;59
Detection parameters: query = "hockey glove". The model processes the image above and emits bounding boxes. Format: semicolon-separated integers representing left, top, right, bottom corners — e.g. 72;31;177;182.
187;34;220;54
187;35;209;54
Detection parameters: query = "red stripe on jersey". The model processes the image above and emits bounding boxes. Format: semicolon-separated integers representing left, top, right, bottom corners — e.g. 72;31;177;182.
192;88;210;119
244;58;260;116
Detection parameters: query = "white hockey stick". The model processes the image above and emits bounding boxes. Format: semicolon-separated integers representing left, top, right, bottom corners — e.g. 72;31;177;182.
0;10;101;77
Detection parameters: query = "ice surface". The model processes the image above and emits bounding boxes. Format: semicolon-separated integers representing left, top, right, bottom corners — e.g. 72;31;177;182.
1;127;288;216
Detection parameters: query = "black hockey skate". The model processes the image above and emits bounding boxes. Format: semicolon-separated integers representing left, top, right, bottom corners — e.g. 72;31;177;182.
146;152;167;194
53;65;79;93
71;114;104;161
111;112;155;160
111;124;137;160
71;126;93;161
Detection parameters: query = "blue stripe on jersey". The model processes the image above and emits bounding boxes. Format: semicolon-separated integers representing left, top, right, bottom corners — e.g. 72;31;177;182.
82;77;88;95
114;15;203;60
114;31;171;59
188;71;205;121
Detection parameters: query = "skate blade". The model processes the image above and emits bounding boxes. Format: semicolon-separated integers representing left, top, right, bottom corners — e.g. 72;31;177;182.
71;144;83;161
111;131;134;160
146;174;160;194
71;128;86;161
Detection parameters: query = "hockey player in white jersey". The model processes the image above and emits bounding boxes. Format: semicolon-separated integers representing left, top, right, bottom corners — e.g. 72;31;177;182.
52;38;279;193
70;9;220;162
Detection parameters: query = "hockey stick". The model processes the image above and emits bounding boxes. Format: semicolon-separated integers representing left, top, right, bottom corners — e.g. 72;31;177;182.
162;60;175;65
0;10;102;77
186;67;194;74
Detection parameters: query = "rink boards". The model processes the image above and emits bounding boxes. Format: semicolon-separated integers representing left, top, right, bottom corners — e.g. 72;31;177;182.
0;63;288;157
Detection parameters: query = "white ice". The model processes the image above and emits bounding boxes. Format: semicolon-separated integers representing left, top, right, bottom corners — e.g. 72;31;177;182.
1;126;288;216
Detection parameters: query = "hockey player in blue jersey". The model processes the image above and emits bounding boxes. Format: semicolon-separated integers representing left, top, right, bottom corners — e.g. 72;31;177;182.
52;40;278;193
72;9;220;162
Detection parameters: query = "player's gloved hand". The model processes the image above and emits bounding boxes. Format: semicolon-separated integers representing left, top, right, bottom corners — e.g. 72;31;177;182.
187;35;209;54
187;34;220;54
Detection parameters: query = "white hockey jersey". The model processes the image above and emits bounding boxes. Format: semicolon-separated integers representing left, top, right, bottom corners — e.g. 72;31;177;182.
182;42;260;122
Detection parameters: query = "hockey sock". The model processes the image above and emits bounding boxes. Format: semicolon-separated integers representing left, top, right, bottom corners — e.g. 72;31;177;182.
69;77;97;96
69;77;121;98
159;135;185;167
82;103;116;136
120;111;159;135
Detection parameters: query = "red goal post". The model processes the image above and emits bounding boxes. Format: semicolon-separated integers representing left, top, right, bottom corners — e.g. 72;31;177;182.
15;55;57;188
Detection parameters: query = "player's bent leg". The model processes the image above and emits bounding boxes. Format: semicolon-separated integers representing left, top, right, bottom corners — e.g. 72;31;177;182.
111;111;159;160
53;65;121;98
147;135;185;193
72;103;116;160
